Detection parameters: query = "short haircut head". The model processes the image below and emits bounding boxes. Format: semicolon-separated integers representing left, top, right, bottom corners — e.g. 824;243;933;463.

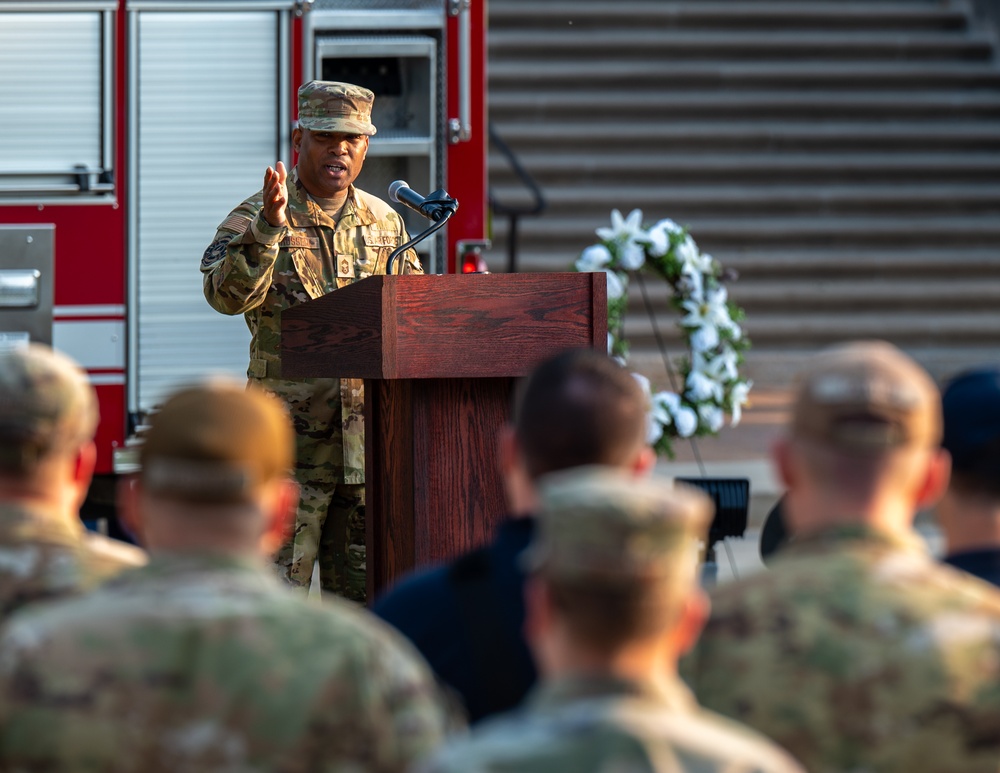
513;349;648;480
942;368;1000;499
139;380;294;504
0;344;97;475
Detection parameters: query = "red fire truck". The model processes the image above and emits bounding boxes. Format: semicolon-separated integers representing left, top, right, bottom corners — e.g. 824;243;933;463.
0;0;488;517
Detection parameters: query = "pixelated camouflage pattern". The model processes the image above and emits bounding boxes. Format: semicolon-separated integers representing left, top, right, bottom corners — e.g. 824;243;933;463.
297;80;377;136
530;467;710;584
202;168;420;592
0;502;146;619
0;553;452;772
274;481;366;601
684;524;1000;773
417;674;804;773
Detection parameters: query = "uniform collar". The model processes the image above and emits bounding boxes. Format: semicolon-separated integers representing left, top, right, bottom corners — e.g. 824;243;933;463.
0;500;82;548
286;167;378;229
785;523;928;556
528;673;697;714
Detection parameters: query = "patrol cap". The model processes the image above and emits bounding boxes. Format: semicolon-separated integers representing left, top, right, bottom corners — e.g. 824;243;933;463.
139;380;293;504
791;340;941;452
524;466;712;584
0;343;97;472
297;80;377;136
941;367;1000;475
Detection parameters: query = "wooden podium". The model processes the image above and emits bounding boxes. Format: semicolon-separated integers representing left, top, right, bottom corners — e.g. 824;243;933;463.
281;272;607;597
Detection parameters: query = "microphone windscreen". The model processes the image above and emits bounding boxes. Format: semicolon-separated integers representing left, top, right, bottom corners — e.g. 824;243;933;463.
388;180;409;203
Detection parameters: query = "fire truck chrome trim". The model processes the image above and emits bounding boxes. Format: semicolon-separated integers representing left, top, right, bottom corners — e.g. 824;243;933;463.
53;305;125;319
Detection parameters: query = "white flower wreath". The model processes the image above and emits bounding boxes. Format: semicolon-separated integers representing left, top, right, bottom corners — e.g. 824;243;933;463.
573;209;752;457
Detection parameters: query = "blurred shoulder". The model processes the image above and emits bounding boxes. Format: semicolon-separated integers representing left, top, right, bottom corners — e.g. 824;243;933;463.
81;532;147;582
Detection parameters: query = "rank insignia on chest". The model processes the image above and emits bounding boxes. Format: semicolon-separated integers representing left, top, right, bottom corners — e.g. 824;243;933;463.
364;231;398;248
337;256;356;278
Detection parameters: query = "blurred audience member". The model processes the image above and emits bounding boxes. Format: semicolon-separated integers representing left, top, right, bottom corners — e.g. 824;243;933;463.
0;380;452;772
685;341;1000;773
373;349;654;723
938;367;1000;586
0;343;144;617
417;468;804;773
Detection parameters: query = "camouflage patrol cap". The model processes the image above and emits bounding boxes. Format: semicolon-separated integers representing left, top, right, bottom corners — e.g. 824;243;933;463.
791;340;941;452
0;343;97;472
297;80;377;136
524;466;712;584
139;379;294;504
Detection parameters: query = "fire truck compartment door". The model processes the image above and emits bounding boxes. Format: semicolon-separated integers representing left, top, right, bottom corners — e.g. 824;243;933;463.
128;4;294;415
0;225;54;348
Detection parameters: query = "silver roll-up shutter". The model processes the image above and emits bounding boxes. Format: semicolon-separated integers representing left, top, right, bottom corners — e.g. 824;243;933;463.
130;6;291;413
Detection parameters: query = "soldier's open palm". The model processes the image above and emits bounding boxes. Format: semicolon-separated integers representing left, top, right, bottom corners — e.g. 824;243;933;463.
262;161;288;227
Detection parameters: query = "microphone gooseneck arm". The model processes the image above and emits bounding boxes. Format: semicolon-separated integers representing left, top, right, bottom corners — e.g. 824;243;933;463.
387;207;456;276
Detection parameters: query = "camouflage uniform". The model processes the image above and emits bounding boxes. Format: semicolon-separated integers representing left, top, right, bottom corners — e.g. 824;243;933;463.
0;501;145;618
417;674;803;773
419;468;804;773
0;553;451;773
684;525;1000;773
201;169;420;600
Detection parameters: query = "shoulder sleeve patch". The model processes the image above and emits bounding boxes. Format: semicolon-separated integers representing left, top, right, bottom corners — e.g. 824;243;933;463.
221;214;253;234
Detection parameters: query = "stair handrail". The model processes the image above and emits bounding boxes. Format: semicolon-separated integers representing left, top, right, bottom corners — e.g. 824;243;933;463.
488;121;547;273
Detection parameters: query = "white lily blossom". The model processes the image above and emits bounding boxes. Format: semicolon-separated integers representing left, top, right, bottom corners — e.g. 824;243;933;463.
681;286;738;348
729;381;752;427
676;236;714;279
576;243;612;272
690;324;720;353
686;369;723;403
632;373;666;445
618;241;646;271
699;403;725;433
603;269;627;300
704;347;740;383
673;405;698;438
596;208;645;244
644;218;681;257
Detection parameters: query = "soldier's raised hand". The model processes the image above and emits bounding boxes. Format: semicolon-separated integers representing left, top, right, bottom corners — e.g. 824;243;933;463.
261;161;288;228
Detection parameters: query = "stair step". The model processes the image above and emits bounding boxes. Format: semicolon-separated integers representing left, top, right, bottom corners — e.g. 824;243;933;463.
496;248;1000;278
489;151;1000;184
623;278;1000;310
490;1;967;32
489;91;1000;121
490;61;1000;90
488;183;1000;216
620;311;1000;344
488;121;1000;153
517;215;1000;247
489;30;994;61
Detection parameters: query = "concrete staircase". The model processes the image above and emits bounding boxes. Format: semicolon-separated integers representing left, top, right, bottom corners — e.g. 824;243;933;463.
486;0;1000;386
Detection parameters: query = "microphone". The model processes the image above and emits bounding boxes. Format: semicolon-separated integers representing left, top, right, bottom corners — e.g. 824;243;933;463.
388;180;459;222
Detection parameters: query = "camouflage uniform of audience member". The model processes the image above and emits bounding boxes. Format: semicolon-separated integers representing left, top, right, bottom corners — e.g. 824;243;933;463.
418;469;805;773
0;345;145;618
684;342;1000;773
0;381;451;773
202;81;420;601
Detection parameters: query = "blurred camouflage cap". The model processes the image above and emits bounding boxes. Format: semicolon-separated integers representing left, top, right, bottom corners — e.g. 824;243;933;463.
297;80;377;136
524;466;712;584
0;343;97;472
139;379;294;504
792;340;941;453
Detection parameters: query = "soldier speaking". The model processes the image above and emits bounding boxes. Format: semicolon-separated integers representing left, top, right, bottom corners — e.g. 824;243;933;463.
201;81;422;602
